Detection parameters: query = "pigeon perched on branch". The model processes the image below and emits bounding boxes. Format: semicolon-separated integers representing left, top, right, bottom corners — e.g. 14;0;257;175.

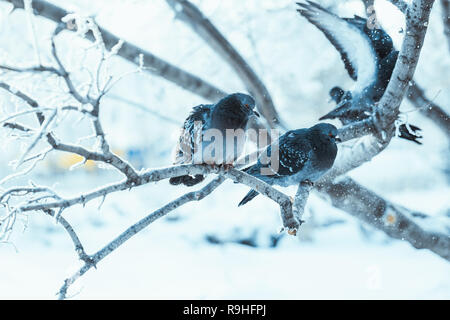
170;93;260;187
238;123;340;206
297;1;422;144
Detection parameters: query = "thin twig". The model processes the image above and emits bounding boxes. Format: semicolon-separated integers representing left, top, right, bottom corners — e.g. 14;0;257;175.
57;176;225;299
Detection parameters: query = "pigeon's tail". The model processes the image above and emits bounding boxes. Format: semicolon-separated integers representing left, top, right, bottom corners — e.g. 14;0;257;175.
169;175;205;187
398;124;422;144
238;189;259;207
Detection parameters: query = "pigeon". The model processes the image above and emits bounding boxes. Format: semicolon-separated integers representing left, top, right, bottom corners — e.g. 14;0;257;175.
238;123;340;206
170;93;259;187
297;1;422;144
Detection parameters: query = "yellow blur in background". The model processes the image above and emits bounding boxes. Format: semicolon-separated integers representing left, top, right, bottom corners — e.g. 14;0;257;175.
44;148;128;173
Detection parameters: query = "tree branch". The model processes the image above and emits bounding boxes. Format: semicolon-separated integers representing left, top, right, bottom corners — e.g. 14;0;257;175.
0;79;139;180
2;0;227;102
316;176;450;261
406;80;450;137
9;165;298;232
388;0;409;13
57;176;225;299
166;0;285;129
321;0;436;184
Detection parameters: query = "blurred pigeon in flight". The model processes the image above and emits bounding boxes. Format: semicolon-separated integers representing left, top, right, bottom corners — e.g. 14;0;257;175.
170;93;259;187
297;1;422;144
238;123;340;206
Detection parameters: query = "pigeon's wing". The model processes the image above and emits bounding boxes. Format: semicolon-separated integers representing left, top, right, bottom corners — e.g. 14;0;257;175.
173;104;212;164
345;15;395;60
257;130;312;179
297;1;378;93
369;50;398;101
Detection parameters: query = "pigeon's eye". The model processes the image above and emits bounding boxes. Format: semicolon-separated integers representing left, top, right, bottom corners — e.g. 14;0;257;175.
245;104;249;108
328;133;334;137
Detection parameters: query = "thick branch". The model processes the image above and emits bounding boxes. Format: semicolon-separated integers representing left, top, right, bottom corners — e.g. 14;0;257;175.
316;177;450;261
388;0;409;13
0;81;45;124
166;0;284;129
378;0;435;129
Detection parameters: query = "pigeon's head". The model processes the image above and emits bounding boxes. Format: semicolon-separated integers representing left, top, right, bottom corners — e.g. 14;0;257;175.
329;87;345;104
220;93;259;118
310;123;341;143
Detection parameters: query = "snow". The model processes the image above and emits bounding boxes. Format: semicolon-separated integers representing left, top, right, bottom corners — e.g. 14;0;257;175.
0;0;449;299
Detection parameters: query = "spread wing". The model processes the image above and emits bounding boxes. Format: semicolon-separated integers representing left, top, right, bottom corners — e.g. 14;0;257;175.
345;15;395;60
297;1;378;94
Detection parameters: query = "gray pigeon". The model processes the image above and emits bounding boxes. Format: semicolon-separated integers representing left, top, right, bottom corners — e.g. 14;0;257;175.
170;93;259;187
297;1;422;144
238;123;340;206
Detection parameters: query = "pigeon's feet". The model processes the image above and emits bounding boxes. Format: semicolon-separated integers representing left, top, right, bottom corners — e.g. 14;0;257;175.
301;179;314;187
222;163;234;171
202;163;219;172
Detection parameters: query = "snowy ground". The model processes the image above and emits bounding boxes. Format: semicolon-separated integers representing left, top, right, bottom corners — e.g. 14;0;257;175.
0;0;449;299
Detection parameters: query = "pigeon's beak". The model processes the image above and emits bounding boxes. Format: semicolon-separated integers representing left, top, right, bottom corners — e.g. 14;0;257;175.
335;135;342;143
253;110;260;118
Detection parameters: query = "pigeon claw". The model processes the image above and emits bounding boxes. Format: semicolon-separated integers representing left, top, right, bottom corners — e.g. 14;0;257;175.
301;179;314;187
222;163;234;171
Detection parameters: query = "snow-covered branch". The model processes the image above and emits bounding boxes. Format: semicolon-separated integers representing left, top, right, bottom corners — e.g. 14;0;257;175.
441;0;450;50
2;0;227;102
316;177;450;261
0;0;447;300
3;165;298;233
387;0;409;13
57;176;225;300
166;0;284;129
406;81;450;137
322;0;436;183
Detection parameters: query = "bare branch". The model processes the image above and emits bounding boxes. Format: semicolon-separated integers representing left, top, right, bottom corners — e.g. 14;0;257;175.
50;31;90;105
15;109;57;169
10;165;298;232
43;209;91;263
378;0;435;128
292;183;313;230
0;81;45;124
2;0;227;102
1;75;139;180
317;177;450;261
3;122;34;132
104;94;181;126
337;117;376;142
45;133;138;180
388;0;409;13
406;83;450;137
166;0;285;129
321;0;436;184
